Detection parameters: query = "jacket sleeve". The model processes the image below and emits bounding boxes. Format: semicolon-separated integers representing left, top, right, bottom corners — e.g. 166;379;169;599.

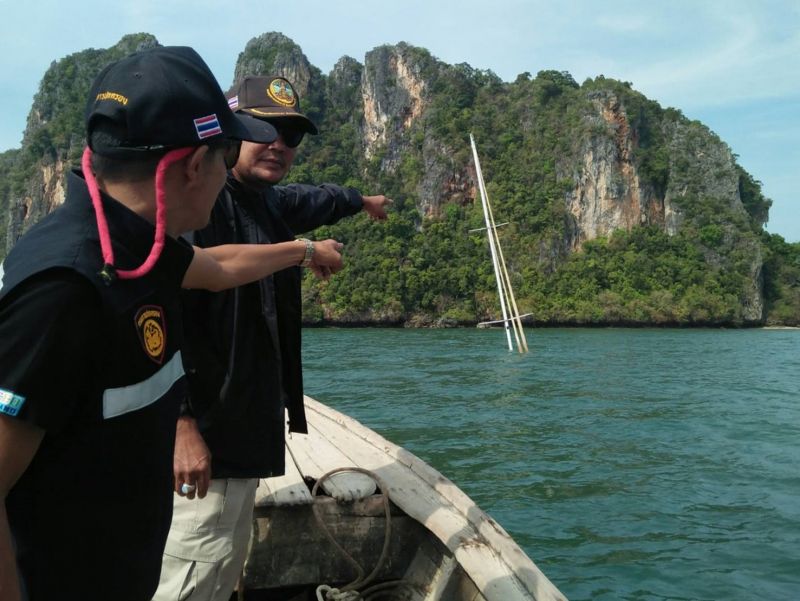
271;183;364;234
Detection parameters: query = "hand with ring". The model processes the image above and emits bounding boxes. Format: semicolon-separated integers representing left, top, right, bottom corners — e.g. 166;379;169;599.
173;416;211;499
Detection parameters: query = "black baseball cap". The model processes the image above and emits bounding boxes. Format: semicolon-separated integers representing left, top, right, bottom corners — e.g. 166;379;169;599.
86;46;277;157
226;76;318;134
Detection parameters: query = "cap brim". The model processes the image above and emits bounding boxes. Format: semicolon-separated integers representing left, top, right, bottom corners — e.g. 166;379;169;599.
231;114;278;144
240;107;319;135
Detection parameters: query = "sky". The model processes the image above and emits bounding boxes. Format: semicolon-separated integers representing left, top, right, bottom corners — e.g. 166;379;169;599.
1;0;798;240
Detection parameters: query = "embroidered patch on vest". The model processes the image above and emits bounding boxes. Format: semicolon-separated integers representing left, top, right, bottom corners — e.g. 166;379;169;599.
0;388;26;417
135;305;167;364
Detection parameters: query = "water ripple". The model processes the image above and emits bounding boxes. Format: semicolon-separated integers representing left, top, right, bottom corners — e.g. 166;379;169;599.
303;328;800;600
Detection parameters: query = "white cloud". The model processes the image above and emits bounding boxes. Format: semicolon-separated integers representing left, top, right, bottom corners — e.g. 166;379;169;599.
587;8;799;111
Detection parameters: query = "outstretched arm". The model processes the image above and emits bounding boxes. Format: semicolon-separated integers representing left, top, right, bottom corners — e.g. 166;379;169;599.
361;195;392;220
182;239;344;291
276;185;392;232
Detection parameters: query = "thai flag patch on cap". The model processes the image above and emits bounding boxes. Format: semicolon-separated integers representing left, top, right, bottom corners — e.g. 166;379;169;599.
0;388;26;417
227;96;239;110
194;114;222;139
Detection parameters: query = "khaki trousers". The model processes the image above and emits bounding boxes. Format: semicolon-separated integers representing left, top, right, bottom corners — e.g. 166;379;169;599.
152;478;258;601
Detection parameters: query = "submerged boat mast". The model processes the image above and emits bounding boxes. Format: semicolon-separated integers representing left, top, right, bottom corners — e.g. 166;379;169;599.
470;134;529;353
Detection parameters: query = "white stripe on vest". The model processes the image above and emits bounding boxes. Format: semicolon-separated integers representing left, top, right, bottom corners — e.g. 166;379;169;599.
103;351;184;419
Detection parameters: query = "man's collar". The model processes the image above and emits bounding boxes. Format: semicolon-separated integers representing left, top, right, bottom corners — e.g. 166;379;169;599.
227;172;274;196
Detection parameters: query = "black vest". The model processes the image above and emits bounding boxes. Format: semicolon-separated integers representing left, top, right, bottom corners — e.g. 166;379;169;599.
1;171;191;601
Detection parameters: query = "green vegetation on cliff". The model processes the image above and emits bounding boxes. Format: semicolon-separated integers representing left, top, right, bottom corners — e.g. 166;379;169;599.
762;233;800;325
290;57;787;326
2;34;159;247
1;34;796;327
0;149;19;252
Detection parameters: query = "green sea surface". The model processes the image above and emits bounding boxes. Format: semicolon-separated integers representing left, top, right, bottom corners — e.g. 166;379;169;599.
301;328;800;601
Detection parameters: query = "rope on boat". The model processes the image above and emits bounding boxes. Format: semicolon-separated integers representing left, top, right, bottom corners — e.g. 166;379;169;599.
316;580;410;601
312;467;409;601
316;585;361;601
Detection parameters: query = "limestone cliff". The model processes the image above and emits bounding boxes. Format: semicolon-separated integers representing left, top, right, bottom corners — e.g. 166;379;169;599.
0;32;780;325
232;32;315;97
557;89;764;321
361;44;426;161
357;44;475;217
566;91;667;246
3;33;159;252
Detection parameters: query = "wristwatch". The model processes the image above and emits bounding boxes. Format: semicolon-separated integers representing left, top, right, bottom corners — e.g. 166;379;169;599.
298;238;314;267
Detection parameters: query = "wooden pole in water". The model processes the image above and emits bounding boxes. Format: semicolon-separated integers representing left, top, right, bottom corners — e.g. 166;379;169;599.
482;178;529;353
476;149;528;353
482;175;526;353
470;134;513;351
470;134;528;353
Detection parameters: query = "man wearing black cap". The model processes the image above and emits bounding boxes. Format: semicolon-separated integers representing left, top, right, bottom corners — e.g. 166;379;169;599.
154;75;391;601
0;51;347;601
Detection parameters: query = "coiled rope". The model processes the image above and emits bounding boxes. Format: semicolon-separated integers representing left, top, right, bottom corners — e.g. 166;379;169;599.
312;467;409;601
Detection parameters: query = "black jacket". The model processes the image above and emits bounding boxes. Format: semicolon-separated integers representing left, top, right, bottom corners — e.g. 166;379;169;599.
182;175;363;478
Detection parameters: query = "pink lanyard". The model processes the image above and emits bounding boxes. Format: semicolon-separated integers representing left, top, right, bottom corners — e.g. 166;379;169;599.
81;146;193;283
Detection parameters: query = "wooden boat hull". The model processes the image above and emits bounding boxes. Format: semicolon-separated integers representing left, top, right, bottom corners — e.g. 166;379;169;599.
242;397;567;601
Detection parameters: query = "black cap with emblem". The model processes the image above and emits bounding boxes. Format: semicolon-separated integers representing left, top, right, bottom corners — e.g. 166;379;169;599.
85;46;277;157
226;76;319;135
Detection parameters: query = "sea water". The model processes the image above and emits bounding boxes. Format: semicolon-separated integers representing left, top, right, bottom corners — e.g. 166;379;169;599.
301;328;800;600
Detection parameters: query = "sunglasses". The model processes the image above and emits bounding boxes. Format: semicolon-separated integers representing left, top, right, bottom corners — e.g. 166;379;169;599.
222;139;242;169
269;120;305;148
101;140;243;170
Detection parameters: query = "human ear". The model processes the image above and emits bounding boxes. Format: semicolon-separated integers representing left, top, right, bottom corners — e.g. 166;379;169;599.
184;145;210;184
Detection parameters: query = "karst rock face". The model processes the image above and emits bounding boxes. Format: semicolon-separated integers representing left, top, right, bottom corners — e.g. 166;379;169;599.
1;33;769;324
4;34;160;249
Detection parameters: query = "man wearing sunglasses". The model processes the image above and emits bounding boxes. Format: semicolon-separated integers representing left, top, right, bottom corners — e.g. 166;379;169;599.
154;75;391;601
0;48;353;601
